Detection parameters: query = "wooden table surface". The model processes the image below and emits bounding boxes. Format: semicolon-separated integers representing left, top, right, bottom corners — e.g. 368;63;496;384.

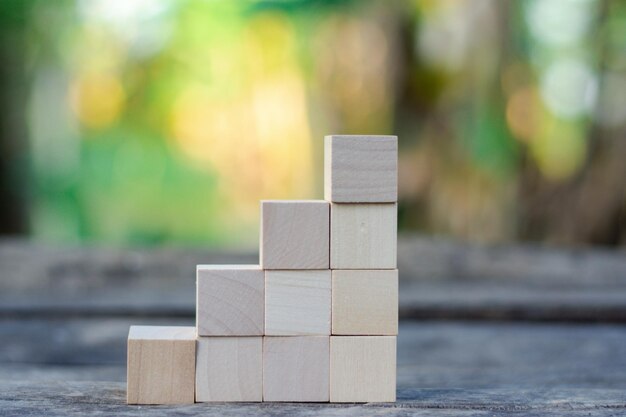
1;236;626;416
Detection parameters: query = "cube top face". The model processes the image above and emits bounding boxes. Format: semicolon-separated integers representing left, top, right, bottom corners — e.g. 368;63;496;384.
127;326;196;405
197;266;264;336
325;135;398;203
128;325;196;341
261;200;329;270
197;264;260;271
196;337;262;402
332;269;398;336
330;336;397;403
330;203;397;269
263;336;330;402
265;270;331;336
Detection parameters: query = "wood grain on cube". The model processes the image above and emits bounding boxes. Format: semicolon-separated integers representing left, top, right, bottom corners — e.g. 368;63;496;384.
263;336;330;402
330;336;396;403
127;326;196;405
260;200;329;270
332;269;398;335
265;270;331;335
196;265;264;336
330;203;397;269
324;135;397;203
196;337;262;402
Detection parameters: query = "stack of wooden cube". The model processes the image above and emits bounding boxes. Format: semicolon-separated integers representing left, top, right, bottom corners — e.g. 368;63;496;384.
127;135;398;404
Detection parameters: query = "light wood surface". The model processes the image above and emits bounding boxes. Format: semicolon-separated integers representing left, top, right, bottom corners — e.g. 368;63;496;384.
263;336;330;402
330;336;396;403
127;326;196;404
332;269;398;335
195;337;262;402
265;270;331;335
324;135;397;203
331;203;397;269
260;200;329;270
196;265;264;336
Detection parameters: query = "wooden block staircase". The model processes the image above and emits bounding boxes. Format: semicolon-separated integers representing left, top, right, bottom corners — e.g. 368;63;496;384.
127;135;398;404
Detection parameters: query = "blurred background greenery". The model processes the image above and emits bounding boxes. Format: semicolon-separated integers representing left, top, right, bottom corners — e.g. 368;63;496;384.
0;0;625;248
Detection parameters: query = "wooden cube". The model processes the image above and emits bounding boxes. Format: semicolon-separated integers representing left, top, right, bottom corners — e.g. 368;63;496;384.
260;200;329;270
330;203;397;269
324;135;397;203
127;326;196;404
196;337;262;402
332;269;398;335
196;265;264;336
265;270;331;335
330;336;396;403
263;336;330;402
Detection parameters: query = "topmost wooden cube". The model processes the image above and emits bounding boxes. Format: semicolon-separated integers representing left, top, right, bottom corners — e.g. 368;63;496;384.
324;135;398;203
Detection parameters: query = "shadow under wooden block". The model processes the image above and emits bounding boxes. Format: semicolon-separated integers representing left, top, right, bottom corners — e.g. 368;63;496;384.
196;337;262;402
127;326;196;405
332;269;398;335
263;336;330;402
330;336;396;403
196;265;264;336
260;200;329;270
265;270;331;336
324;135;397;203
330;203;397;269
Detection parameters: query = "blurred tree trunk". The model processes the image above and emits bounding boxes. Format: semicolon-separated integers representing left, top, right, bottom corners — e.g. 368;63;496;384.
519;0;626;247
0;0;30;235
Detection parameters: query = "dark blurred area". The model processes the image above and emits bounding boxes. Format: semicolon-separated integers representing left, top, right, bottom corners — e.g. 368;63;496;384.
0;0;625;248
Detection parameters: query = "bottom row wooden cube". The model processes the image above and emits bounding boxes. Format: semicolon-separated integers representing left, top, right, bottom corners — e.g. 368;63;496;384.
127;326;196;405
196;337;263;402
330;336;397;403
264;336;330;402
128;326;396;404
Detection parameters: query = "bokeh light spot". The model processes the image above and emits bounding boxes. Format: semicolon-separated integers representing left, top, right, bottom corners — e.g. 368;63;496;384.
70;73;126;129
540;58;596;119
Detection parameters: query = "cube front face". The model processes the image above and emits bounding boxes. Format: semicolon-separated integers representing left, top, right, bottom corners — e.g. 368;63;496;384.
196;337;262;402
330;203;397;269
265;270;331;335
263;336;330;402
324;135;397;203
127;326;196;405
261;201;330;270
196;266;264;336
332;270;398;335
330;336;396;403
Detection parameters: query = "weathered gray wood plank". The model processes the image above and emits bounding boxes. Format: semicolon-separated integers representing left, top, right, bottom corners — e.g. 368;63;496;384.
0;381;624;416
2;237;626;321
2;238;626;414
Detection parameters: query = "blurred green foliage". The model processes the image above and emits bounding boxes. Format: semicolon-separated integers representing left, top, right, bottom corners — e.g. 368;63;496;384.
1;0;625;247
